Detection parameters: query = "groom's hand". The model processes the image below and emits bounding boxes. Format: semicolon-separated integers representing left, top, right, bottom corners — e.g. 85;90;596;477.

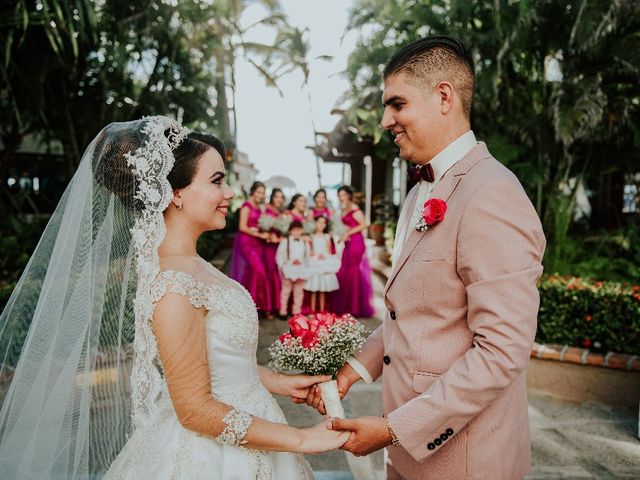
302;363;361;414
329;416;392;456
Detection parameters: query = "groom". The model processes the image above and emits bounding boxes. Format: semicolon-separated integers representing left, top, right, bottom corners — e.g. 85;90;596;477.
308;36;546;479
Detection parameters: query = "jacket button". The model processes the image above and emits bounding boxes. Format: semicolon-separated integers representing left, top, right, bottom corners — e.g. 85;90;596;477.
383;355;391;365
446;428;454;436
427;443;435;450
389;310;396;320
434;438;442;446
440;433;448;442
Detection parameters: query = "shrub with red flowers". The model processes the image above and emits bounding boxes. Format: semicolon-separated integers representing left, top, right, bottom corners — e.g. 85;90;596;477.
269;312;367;377
537;276;640;354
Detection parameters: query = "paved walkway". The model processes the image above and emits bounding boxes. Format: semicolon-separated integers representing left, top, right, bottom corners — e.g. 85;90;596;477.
254;250;640;479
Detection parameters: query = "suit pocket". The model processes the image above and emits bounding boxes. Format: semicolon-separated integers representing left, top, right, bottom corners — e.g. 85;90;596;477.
411;370;440;394
411;249;452;263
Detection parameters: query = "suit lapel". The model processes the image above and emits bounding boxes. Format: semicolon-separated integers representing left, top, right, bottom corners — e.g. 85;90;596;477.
384;143;492;296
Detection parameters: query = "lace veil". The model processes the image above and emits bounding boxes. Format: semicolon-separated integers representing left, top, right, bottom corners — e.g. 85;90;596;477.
0;116;190;478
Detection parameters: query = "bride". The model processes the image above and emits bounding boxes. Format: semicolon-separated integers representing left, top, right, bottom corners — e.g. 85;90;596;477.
0;116;348;479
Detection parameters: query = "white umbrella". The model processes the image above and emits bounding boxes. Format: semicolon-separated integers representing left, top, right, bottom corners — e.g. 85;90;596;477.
264;175;297;189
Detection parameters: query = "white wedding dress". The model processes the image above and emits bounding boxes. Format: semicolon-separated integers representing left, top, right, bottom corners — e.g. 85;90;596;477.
105;260;313;479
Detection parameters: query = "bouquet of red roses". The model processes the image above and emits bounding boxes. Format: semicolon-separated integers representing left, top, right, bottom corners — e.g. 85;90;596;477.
269;312;367;417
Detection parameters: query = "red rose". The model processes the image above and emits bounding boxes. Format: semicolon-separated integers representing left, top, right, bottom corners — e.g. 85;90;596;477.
288;314;310;338
316;312;337;328
307;316;321;333
300;330;319;348
422;198;447;226
582;339;592;348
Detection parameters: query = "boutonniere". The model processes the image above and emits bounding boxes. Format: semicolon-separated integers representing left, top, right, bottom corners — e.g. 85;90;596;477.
416;198;447;232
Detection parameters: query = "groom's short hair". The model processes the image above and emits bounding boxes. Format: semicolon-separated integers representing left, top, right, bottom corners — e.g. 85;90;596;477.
384;35;475;119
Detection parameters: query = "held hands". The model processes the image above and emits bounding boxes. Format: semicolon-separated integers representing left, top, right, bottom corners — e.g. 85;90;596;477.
328;416;392;456
298;419;351;454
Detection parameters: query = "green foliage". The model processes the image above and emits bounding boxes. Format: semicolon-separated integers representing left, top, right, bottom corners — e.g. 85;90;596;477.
537;276;640;355
544;224;640;283
0;0;312;207
197;230;229;261
343;0;640;238
0;213;49;285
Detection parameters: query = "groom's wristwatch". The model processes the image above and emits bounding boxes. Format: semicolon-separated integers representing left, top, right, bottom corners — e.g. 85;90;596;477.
386;420;400;446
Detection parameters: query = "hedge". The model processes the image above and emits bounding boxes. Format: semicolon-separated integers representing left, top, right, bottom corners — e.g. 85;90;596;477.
537;275;640;355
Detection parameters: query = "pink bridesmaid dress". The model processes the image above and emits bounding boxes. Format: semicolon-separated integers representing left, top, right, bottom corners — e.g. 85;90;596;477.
334;209;375;317
229;201;272;313
262;204;282;313
311;206;331;220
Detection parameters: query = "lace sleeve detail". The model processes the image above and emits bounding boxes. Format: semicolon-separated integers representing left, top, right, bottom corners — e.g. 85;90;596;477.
217;408;253;446
150;270;216;312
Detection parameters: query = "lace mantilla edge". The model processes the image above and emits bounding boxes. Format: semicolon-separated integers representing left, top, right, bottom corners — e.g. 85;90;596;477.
150;270;217;312
217;408;253;446
127;116;190;429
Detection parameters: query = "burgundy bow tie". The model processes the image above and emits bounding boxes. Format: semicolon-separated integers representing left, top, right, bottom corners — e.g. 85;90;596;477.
408;163;435;183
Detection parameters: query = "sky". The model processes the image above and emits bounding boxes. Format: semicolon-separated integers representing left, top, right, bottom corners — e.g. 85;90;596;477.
235;0;360;198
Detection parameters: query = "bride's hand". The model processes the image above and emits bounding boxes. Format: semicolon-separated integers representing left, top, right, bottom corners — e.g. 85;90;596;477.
263;370;331;400
298;420;351;454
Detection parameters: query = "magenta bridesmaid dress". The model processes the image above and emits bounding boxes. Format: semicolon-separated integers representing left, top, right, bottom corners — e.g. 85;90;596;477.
262;204;281;313
311;206;331;219
229;201;272;312
334;209;375;317
288;210;305;223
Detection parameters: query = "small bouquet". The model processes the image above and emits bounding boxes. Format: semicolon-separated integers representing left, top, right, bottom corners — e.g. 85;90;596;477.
258;214;277;232
303;218;316;235
269;312;367;418
274;215;292;235
329;213;347;238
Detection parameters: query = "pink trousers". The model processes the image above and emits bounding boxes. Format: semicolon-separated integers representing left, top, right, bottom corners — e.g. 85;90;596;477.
280;278;305;316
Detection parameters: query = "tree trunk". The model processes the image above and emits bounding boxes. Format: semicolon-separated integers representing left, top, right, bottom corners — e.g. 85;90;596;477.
591;171;625;230
214;50;232;146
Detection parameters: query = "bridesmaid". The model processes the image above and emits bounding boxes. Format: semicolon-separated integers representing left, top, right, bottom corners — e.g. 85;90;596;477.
286;193;307;222
334;185;375;317
308;188;333;220
262;188;285;319
230;181;273;315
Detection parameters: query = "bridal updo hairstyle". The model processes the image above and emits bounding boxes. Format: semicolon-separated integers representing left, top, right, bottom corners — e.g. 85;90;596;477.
94;122;225;212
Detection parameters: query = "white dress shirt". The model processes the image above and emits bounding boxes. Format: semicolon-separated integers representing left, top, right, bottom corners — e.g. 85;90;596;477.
347;130;478;384
392;130;478;265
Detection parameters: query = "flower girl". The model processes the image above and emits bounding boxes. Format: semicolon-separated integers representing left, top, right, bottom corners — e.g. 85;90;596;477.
305;216;340;312
276;221;310;317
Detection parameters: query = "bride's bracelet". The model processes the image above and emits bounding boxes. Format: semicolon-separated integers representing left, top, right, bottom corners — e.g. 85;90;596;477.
217;408;252;446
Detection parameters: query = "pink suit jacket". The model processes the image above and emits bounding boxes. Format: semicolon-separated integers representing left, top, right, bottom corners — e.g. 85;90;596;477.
354;143;546;480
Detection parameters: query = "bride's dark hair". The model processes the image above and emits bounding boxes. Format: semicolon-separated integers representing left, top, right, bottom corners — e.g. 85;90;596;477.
168;132;225;190
94;124;225;211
